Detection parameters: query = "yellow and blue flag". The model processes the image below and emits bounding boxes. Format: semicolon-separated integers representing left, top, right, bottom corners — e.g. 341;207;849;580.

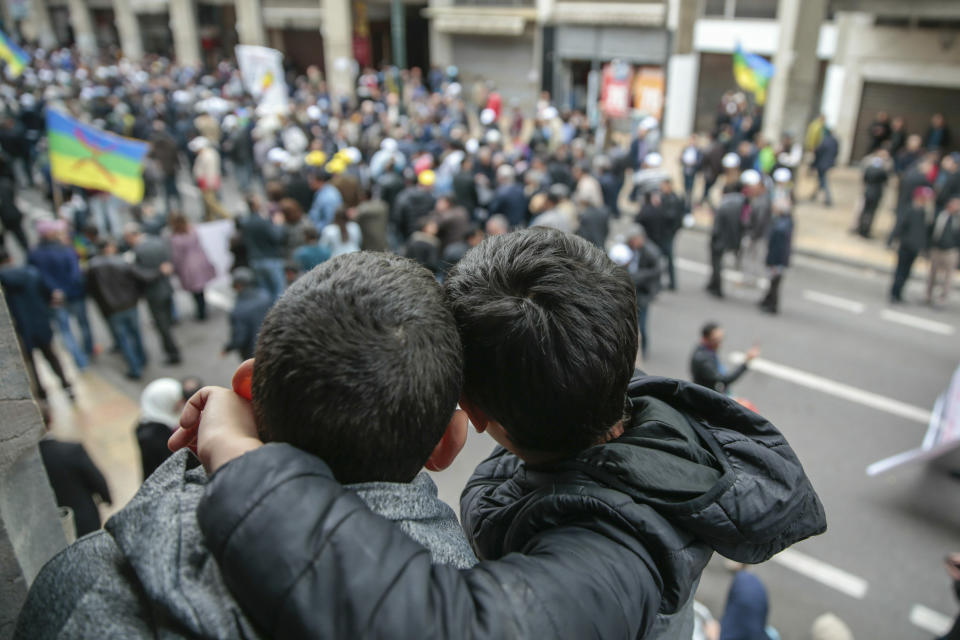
47;110;150;204
0;28;29;77
733;44;774;105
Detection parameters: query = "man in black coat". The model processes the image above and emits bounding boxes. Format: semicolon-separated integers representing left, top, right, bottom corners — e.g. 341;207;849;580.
812;128;839;207
125;224;180;365
856;153;890;238
38;437;111;537
637;179;684;290
168;229;825;640
488;165;527;228
889;186;934;303
0;173;27;252
896;156;933;225
625;228;663;359
707;184;745;298
759;201;794;314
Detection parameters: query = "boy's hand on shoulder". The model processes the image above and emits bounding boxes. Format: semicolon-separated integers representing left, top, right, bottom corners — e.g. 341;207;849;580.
169;386;262;474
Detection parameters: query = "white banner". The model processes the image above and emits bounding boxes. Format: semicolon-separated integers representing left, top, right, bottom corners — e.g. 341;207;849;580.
867;363;960;475
235;45;288;115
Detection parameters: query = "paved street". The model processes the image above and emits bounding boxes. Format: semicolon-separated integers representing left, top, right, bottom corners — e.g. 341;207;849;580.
21;181;960;639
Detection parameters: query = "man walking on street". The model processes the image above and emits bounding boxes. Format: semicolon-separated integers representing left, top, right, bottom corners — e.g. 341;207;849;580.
759;198;794;314
811;127;838;207
222;268;272;361
855;152;890;238
889;186;934;304
125;224;181;365
691;322;759;394
707;184;745;298
926;196;960;305
620;228;662;360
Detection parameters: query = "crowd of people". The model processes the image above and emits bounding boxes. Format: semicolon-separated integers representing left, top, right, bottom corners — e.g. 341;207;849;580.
855;111;960;306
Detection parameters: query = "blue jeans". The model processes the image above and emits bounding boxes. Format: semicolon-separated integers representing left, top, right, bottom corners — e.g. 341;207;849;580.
54;300;93;369
816;167;833;205
108;307;147;377
252;258;287;302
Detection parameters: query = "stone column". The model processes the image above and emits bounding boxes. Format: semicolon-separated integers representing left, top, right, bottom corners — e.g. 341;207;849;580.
169;0;201;68
235;0;265;46
427;0;452;68
113;0;144;61
24;0;57;49
761;0;826;143
322;0;355;102
663;0;698;139
0;294;68;637
66;0;97;56
830;11;873;165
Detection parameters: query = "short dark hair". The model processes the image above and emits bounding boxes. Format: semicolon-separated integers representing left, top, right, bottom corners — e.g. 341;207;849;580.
252;252;463;483
701;322;720;339
444;228;637;455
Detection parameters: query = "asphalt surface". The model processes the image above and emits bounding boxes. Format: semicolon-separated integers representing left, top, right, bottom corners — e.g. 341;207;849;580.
13;181;960;639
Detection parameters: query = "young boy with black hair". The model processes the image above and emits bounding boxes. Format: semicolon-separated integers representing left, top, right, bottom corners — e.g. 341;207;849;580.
15;252;477;640
171;228;826;639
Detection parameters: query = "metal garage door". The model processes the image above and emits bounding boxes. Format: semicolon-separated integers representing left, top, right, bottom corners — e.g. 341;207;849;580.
452;34;536;109
852;81;960;161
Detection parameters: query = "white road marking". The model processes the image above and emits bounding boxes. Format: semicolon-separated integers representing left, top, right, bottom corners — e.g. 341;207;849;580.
793;254;884;280
802;290;866;314
771;549;869;599
909;604;952;636
880;309;955;335
206;288;234;311
730;352;932;425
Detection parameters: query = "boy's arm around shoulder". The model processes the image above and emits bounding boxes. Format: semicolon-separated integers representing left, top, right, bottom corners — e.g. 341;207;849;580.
198;443;662;639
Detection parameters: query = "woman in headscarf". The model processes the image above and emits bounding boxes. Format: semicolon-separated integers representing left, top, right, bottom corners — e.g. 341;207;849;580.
135;378;185;481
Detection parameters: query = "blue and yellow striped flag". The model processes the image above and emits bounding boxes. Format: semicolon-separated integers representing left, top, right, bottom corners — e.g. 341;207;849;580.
47;110;150;204
733;44;774;105
0;28;29;77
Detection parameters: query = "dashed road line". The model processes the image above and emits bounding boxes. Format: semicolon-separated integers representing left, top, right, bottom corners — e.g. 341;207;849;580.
730;352;932;425
771;549;868;599
880;309;955;336
803;290;866;314
909;604;952;636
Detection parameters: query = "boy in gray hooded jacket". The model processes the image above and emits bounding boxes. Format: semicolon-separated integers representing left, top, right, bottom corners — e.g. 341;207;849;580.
16;252;476;639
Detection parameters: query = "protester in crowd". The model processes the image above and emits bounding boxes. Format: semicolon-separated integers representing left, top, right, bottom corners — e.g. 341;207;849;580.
190;136;228;221
691;322;759;395
680;134;702;210
637;179;683;291
16;252;479;638
292;226;330;272
169;213;216;321
707;183;745;298
148;120;181;213
925;113;952;153
889;186;934;304
936;154;960;212
163;229;824;640
702;131;726;207
855;151;890;238
759;198;794;314
125;224;181;365
0;246;73;400
572;160;603;210
86;238;149;380
897;156;934;225
28;219;94;369
926;196;960;305
433;195;472;252
489;164;527;228
867;111;891;154
278;198;313;259
740;170;772;287
135;377;185;481
223;267;272;362
320;206;362;257
307;168;343;231
811;127;839;207
404;217;442;274
485;214;509;237
38;434;111;538
440;224;484;276
239;193;288;302
0;171;28;253
394;170;437;240
623;227;663;359
575;192;610;250
354;190;390;251
888;116;908;163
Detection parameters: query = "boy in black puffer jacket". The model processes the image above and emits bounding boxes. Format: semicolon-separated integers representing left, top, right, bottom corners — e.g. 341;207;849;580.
171;228;826;640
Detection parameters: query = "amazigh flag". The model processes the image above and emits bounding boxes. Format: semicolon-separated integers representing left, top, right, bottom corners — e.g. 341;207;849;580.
0;28;29;77
47;110;150;204
733;44;774;105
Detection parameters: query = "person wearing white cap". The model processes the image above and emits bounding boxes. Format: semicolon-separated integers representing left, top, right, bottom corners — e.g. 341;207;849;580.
721;151;741;192
739;169;771;287
629;118;659;170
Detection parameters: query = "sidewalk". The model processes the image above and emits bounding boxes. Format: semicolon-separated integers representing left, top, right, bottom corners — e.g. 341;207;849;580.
658;139;949;283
